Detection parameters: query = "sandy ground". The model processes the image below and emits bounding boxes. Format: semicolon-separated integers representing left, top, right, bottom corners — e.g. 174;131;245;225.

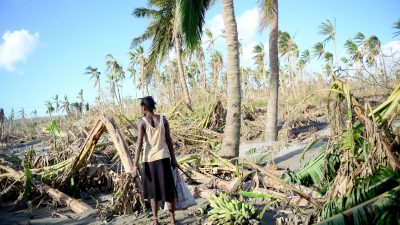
0;126;331;225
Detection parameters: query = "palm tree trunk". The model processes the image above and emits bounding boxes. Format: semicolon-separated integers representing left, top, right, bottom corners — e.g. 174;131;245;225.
220;0;241;159
174;35;193;111
199;55;207;90
265;0;279;141
141;61;145;97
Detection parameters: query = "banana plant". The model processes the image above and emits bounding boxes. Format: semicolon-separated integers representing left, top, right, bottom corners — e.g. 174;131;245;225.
46;119;61;152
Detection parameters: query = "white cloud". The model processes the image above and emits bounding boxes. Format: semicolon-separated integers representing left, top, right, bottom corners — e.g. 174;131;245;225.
237;7;259;44
382;40;400;59
204;7;260;48
0;29;40;72
241;42;257;67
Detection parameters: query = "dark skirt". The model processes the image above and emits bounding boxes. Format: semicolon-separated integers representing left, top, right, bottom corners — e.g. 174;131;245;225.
142;158;175;202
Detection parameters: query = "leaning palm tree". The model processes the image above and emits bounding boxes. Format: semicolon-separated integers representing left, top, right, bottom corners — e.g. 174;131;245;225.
312;42;325;61
45;101;54;118
259;0;279;141
252;43;266;84
85;66;101;101
319;19;338;67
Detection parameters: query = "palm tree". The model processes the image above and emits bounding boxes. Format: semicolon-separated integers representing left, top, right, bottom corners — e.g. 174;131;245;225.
85;66;101;101
319;19;338;67
107;73;118;110
106;54;124;111
298;49;310;80
260;0;279;141
53;94;60;116
134;46;149;96
61;95;71;117
278;31;298;83
187;61;200;88
204;28;217;53
45;101;54;118
128;51;138;97
252;43;266;84
393;19;400;37
215;0;242;159
210;51;224;90
31;110;37;118
312;42;325;60
344;39;363;64
132;2;189;109
194;45;207;89
19;108;26;120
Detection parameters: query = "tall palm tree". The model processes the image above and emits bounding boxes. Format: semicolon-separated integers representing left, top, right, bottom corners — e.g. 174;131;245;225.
298;49;310;80
214;0;242;159
107;73;118;111
128;51;138;97
194;45;207;89
85;66;101;101
210;50;224;90
53;94;60;116
187;61;200;88
45;101;54;118
278;31;298;83
134;46;150;96
19;108;26;120
204;28;217;53
106;54;124;111
178;0;241;158
61;95;71;117
319;19;338;67
78;90;84;115
252;43;266;84
260;0;279;141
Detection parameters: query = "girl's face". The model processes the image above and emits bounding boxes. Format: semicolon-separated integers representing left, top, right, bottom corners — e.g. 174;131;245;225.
140;106;147;116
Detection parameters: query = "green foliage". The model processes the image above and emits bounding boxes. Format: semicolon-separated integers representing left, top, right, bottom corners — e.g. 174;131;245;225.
319;167;400;221
208;193;257;225
46;120;60;137
23;148;33;201
178;0;212;50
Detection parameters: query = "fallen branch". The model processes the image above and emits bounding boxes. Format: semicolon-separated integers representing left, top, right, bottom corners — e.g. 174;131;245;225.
244;160;323;209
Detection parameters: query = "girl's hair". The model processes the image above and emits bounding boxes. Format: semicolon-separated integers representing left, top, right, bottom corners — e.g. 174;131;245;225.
140;96;156;112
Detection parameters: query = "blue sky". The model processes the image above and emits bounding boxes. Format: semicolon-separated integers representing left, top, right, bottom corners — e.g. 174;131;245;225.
0;0;399;117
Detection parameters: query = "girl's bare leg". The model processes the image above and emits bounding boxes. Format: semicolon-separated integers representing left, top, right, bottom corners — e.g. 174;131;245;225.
166;200;176;225
150;198;159;224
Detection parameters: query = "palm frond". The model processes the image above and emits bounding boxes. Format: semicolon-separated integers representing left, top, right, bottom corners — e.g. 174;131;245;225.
178;0;211;50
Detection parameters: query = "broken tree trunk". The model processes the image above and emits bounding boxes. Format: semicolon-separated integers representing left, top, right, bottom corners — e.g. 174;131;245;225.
0;163;93;214
244;160;323;209
63;116;134;184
